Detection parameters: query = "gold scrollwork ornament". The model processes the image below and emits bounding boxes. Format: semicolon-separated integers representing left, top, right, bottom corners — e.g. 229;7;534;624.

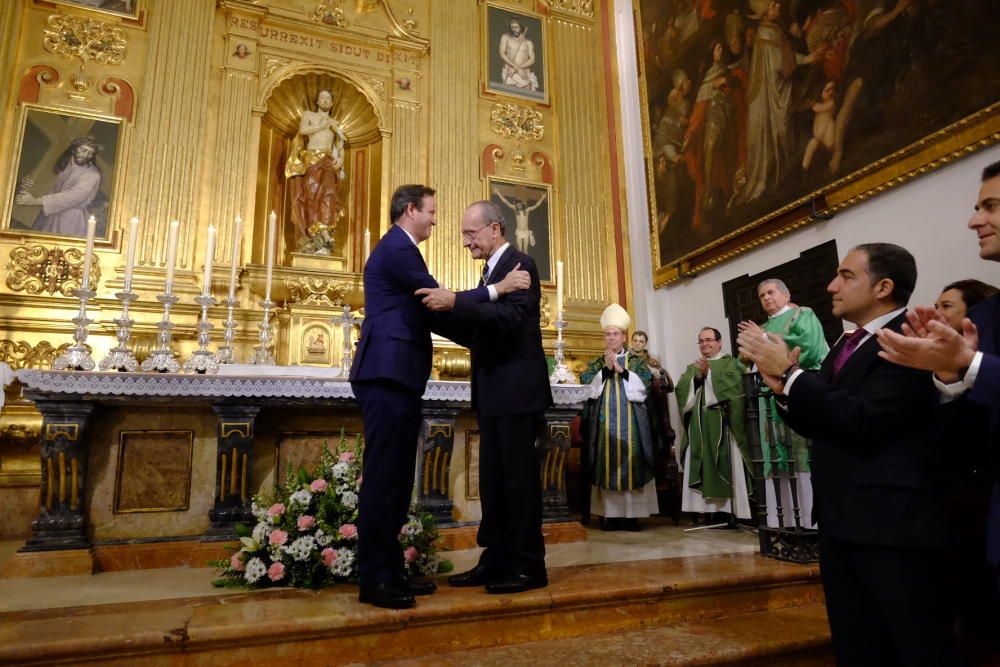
5;244;101;296
311;1;348;28
0;340;74;370
284;277;348;306
42;14;127;66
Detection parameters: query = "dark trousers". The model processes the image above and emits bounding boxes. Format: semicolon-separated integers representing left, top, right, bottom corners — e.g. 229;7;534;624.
476;411;546;575
819;532;962;667
352;379;422;585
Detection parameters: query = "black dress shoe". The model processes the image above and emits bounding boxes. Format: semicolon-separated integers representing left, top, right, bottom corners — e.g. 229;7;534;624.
447;564;496;587
623;518;642;532
485;572;548;595
400;576;437;596
358;580;415;609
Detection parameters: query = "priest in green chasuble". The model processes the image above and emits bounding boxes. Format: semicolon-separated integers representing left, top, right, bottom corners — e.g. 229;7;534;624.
676;327;752;519
738;279;828;529
580;304;658;531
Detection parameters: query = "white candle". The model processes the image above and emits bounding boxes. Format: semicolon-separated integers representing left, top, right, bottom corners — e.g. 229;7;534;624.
123;216;139;292
363;228;371;263
81;215;97;290
202;225;216;296
264;210;276;302
164;219;179;294
556;260;564;320
227;214;242;299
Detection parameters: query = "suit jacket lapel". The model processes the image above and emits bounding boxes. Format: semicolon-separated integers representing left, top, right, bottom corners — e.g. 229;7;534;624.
834;312;907;384
486;246;517;285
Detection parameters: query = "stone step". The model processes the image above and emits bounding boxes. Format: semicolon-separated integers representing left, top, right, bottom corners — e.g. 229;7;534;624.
373;603;833;667
0;553;824;666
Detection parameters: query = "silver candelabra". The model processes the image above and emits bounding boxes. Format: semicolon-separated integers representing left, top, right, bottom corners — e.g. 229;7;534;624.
54;287;97;371
183;294;219;374
216;295;239;364
549;314;577;384
250;298;276;365
140;292;181;372
99;290;139;371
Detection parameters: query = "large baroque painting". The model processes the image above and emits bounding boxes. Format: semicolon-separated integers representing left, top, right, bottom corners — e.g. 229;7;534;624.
638;0;1000;284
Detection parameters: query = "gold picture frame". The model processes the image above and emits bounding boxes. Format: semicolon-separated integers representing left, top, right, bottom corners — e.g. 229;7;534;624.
487;175;554;283
635;1;1000;287
44;0;144;20
482;1;550;105
4;104;127;246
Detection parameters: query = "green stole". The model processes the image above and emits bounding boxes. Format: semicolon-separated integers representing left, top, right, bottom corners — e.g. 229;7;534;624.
676;355;750;499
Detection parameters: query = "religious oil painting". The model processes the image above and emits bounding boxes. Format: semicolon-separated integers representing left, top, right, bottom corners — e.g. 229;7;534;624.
114;431;193;513
49;0;139;18
6;107;123;241
637;0;1000;285
484;2;548;104
488;177;553;283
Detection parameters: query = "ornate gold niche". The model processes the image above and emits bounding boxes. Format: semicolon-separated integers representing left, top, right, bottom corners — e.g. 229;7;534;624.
256;70;383;366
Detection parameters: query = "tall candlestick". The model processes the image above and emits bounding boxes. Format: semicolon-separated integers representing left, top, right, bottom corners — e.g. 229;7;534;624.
556;260;564;320
123;216;139;291
363;228;371;263
264;210;276;302
164;220;180;293
81;216;97;290
202;225;216;296
228;214;242;299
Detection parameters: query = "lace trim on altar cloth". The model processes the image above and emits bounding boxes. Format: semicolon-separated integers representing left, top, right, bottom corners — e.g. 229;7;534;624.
13;368;590;406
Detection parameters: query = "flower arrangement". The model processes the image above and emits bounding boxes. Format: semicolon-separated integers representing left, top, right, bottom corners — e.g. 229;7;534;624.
212;433;451;589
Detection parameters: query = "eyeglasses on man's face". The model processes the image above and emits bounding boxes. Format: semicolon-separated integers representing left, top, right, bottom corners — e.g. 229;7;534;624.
461;223;495;241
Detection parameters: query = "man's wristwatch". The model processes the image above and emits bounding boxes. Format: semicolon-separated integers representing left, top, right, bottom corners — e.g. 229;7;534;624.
779;364;799;385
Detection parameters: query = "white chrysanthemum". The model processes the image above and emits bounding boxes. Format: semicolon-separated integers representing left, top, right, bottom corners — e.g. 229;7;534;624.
315;529;332;547
330;548;356;578
251;501;268;521
289;489;313;508
251;522;271;544
341;490;358;509
331;461;351;481
244;557;267;584
401;519;423;537
284;535;317;562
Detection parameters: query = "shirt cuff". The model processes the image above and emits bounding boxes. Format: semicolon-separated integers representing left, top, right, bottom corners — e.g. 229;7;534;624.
934;351;983;397
487;285;498;302
783;368;805;395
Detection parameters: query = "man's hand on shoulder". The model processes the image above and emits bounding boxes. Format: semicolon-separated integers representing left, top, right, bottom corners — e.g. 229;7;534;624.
494;262;531;296
415;287;456;312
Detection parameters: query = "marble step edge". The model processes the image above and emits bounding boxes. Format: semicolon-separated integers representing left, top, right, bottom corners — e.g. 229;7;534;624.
0;554;824;666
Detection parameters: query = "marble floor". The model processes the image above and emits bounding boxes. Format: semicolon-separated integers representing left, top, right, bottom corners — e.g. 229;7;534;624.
0;517;758;613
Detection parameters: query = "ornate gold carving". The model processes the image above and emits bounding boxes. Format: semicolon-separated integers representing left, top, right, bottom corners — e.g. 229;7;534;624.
540;292;551;328
0;340;75;370
0;424;39;453
403;8;419;34
45;424;79;442
361;75;386;102
311;1;348;28
42;14;128;66
490;103;544;171
284;276;348;306
264;56;288;78
6;245;101;296
549;0;594;17
433;348;470;379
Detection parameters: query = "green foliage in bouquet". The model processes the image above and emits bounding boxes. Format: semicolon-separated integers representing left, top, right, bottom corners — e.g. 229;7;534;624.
211;431;451;589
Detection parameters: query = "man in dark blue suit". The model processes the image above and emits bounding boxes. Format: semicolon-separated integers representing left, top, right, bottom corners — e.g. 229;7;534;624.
349;185;528;609
739;243;962;666
417;200;553;593
878;159;1000;621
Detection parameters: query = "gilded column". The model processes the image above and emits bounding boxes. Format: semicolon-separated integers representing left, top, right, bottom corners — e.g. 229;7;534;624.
549;8;614;305
426;0;481;290
0;1;23;120
126;0;215;278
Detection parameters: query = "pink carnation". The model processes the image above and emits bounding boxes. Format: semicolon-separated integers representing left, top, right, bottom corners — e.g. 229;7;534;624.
310;479;328;493
269;529;288;546
230;551;245;571
321;547;338;566
267;562;286;582
338;523;358;539
266;503;285;517
297;515;316;531
338;451;356;463
404;546;418;563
